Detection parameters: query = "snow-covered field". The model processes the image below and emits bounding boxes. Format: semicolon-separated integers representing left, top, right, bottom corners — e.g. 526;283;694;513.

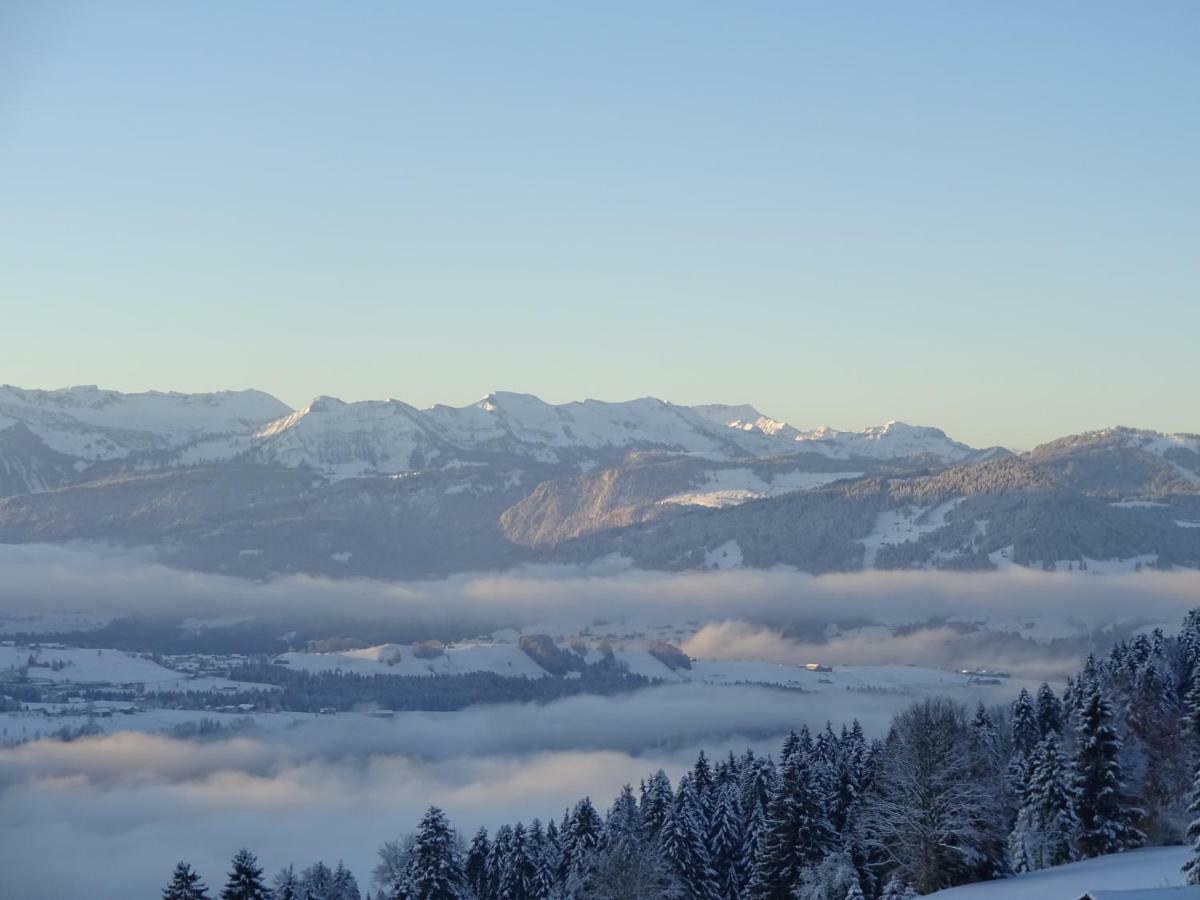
928;846;1192;900
0;645;256;692
860;499;964;568
280;641;550;679
660;467;863;508
987;547;1164;575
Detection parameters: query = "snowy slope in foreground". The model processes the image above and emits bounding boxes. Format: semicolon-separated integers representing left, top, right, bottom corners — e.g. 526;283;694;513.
928;847;1191;900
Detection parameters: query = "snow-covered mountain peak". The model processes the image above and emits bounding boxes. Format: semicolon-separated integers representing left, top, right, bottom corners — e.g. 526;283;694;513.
792;419;974;462
0;384;291;462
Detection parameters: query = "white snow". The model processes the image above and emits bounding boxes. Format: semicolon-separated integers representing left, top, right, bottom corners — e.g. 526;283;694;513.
860;499;964;568
928;846;1191;900
0;384;991;483
661;468;864;508
705;539;744;570
0;384;290;461
280;641;550;679
0;645;261;692
1177;521;1200;529
987;548;1166;575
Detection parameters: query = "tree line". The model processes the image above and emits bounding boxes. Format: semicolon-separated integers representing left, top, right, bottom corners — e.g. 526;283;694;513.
166;607;1200;899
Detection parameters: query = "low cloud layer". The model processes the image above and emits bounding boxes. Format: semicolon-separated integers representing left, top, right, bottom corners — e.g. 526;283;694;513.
681;621;1095;680
1;683;943;899
1;542;1198;637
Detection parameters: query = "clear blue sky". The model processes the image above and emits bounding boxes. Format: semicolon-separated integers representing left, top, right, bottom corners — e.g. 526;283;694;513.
2;1;1196;448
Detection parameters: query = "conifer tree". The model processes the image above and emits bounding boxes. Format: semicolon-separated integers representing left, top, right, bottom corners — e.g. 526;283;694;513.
1036;683;1064;737
878;875;917;900
273;866;299;900
498;823;535;900
404;806;467;900
1009;737;1079;871
660;776;720;900
708;779;747;900
1011;688;1041;758
749;747;833;900
466;827;492;900
1182;755;1200;884
693;751;714;798
525;819;554;900
220;849;270;900
604;785;642;846
302;861;336;900
1072;689;1145;858
640;770;675;840
164;862;210;900
333;860;362;900
488;825;514;900
559;797;603;894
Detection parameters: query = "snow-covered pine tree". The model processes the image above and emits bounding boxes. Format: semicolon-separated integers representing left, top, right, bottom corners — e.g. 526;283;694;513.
543;817;562;888
301;861;336;900
273;866;299;900
1184;668;1200;749
878;874;917;900
466;827;492;900
748;744;834;900
333;860;363;900
404;806;467;900
489;825;514;900
525;819;554;900
1011;688;1041;759
603;785;641;847
163;862;210;900
1009;737;1079;872
792;851;862;900
693;751;715;798
640;770;675;840
498;823;535;900
1182;754;1200;884
1007;804;1034;875
738;756;775;828
779;731;801;767
559;797;603;896
1072;688;1145;858
1181;653;1200;886
1036;683;1064;737
584;785;680;900
660;775;720;900
1128;662;1178;837
220;849;270;900
1030;737;1080;869
708;779;746;900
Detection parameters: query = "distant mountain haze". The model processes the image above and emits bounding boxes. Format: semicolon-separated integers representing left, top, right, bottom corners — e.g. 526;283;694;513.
0;384;1196;579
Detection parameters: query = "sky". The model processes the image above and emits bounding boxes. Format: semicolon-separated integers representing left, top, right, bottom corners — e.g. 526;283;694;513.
1;1;1196;449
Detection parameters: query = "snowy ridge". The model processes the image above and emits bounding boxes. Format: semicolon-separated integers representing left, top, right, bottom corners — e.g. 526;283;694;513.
0;384;987;483
694;404;980;463
0;384;290;462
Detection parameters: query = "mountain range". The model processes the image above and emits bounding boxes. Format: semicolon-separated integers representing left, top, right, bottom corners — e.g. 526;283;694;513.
0;384;1197;579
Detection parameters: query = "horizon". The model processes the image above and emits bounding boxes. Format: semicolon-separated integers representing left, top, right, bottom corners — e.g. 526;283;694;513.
4;5;1199;899
4;2;1199;449
3;378;1193;450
